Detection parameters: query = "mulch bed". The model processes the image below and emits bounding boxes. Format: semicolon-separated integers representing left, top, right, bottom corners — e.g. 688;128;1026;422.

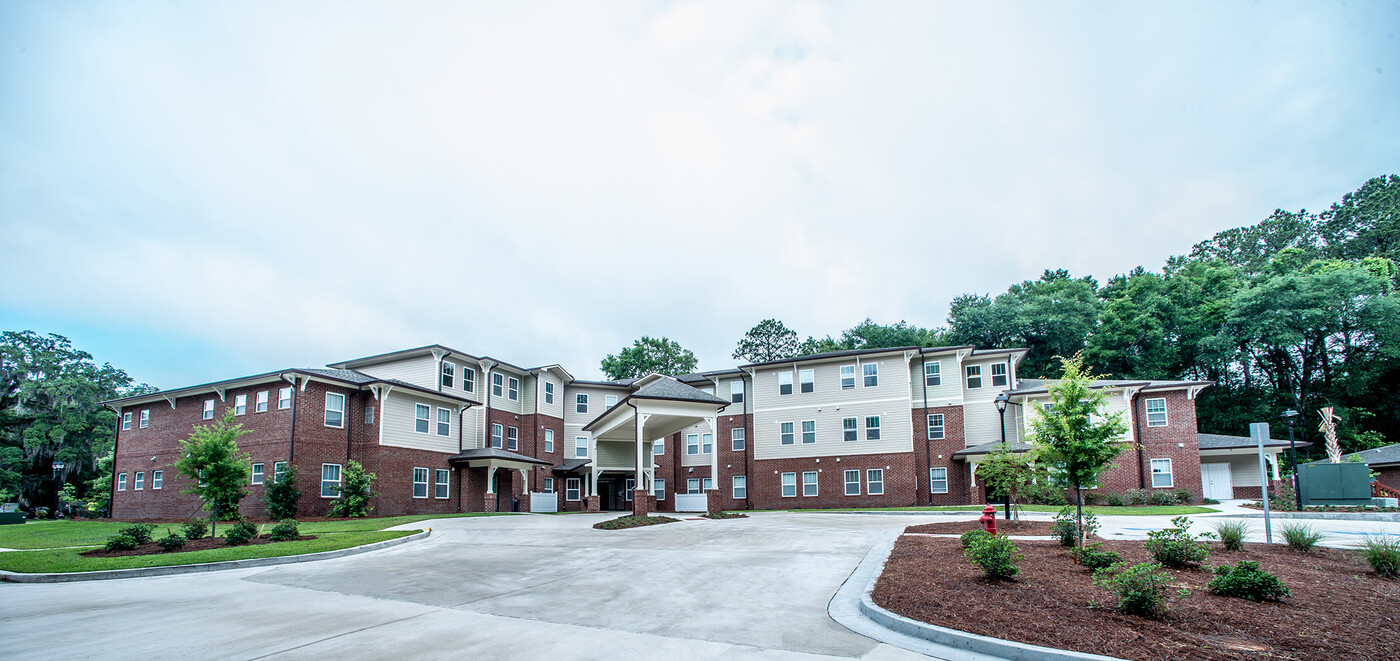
592;515;679;530
906;519;1058;536
873;536;1400;661
80;534;316;558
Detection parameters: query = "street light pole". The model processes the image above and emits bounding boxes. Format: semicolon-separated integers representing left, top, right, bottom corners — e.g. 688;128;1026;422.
995;393;1010;520
1283;409;1301;511
52;461;65;518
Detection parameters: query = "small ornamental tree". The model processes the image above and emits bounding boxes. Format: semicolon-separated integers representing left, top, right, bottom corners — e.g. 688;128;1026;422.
174;410;251;537
328;460;376;517
1029;353;1129;549
976;446;1040;521
263;462;300;520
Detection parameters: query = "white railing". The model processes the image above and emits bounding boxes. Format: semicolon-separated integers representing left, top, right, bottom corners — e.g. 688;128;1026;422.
674;493;708;513
529;491;558;513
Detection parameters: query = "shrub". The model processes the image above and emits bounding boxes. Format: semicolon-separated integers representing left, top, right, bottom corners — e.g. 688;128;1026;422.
269;519;299;542
1082;492;1102;506
1144;516;1212;568
1124;488;1149;506
1074;542;1122;570
1209;560;1290;601
122;523;158;545
156;530;186;552
103;531;139;552
1202;497;1220;505
1268;480;1298;511
1094;562;1183;617
1147;490;1176;506
1173;488;1194;505
223;519;259;546
1281;522;1323;552
264;464;300;520
1105;492;1126;507
962;534;1022;580
181;519;209;540
328;460;377;518
1051;506;1099;547
960;529;992;549
1358;534;1400;578
1212;520;1248;552
1022;482;1068;506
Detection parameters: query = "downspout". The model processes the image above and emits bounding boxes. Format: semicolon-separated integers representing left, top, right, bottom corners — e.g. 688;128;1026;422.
920;353;930;505
107;405;121;519
284;376;299;465
744;372;752;511
345;389;353;462
1132;390;1146;490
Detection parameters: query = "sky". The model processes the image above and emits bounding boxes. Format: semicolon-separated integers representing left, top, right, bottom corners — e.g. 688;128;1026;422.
2;1;1398;388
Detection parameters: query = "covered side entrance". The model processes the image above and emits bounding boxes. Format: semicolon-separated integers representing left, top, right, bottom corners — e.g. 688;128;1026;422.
449;448;552;513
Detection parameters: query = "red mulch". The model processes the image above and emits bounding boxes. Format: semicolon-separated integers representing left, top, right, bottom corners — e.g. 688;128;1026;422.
873;536;1400;661
906;519;1058;536
81;534;316;557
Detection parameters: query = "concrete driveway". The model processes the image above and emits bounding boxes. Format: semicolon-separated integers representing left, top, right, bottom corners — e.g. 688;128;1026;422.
0;512;950;661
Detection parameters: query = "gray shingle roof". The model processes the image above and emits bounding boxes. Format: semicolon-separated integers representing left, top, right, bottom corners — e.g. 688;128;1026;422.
1008;378;1212;395
448;448;551;465
632;378;729;405
741;346;922;368
952;440;1034;457
552;458;592;473
1342;442;1400;466
297;367;378;384
1198;433;1304;450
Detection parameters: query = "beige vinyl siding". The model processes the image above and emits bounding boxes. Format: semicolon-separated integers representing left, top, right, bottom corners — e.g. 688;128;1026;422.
488;368;526;415
960;356;1010;405
908;353;964;408
355;355;436;389
521;375;538;415
678;420;714;467
380;391;458;454
536;373;565;420
1014;391;1133;447
1204;452;1280;488
595;440;654;470
461;407;482;450
717;377;750;410
963;400;1004;448
752;352;915;460
561;384;629;439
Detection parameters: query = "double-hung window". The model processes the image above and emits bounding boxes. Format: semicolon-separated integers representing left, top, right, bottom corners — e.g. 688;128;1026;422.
840;365;856;389
463;368;475;394
991;363;1008;387
415;404;431;433
544;429;555;453
802;471;818;496
507;426;519;450
927;414;945;440
234;395;247;416
436;407;451;436
575;436;588;458
203;399;215;420
152;470;163;490
731;428;745;451
844;470;860;496
652;438;663;456
1146;398;1168;427
929;467;948;494
412;468;429;498
863;363;878;387
701;477;712;491
134;471;145;490
730;380;744;403
654;478;666;500
781;472;797;497
575;394;588;414
139;409;149;428
566;478;581;501
321;463;342;498
701;433;712;454
492;373;504;397
687;434;700;454
122;412;132;430
604;394;617;410
925;361;942;387
799;369;814;393
732;475;747;499
364;406;375;425
255;391;269;413
843;417;858;442
543;477;554;492
780;422;794;445
278;387;292;409
1151;458;1174;488
434;469;449;498
687;478;700;494
491;423;503;448
966;365;982;389
272;462;286;484
251;463;264;485
324;393;345;428
865;416;881;440
801;420;816;444
441;362;454;388
625;479;634;501
117;473;127;491
867;469;884;495
508;377;519;401
778;371;793;395
544;382;554;404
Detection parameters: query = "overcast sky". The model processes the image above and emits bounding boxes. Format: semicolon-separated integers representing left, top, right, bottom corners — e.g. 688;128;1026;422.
2;1;1397;388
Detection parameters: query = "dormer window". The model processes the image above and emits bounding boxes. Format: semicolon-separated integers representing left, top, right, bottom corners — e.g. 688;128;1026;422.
991;363;1008;387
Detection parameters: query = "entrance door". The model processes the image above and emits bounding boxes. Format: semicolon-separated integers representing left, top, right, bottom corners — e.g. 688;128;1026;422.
493;470;510;512
1200;463;1233;500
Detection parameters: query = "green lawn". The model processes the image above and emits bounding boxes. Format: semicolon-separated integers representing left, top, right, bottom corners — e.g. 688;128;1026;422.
0;530;412;573
772;504;1218;515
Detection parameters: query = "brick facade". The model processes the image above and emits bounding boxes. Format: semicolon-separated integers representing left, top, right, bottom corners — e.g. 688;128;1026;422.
914;405;971;506
747;451;920;510
1092;391;1204;501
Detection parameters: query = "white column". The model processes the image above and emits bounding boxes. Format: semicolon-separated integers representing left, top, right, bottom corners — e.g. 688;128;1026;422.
705;415;718;490
485;466;498;494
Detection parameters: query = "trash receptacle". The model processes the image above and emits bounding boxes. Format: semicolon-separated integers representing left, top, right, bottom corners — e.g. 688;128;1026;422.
512;496;520;512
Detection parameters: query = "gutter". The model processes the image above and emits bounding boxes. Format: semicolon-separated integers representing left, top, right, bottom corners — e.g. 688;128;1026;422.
1131;390;1146;490
920;353;930;505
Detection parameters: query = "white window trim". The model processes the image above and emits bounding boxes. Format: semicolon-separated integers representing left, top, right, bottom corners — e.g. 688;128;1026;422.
927;413;945;440
117;473;126;491
412;467;429;499
321;463;342;498
843;417;858;442
508;377;519;401
687;478;701;495
863;363;879;387
604;394;618;410
134;471;144;490
780;422;794;445
865;416;881;440
652;438;664;456
965;364;983;389
463;368;476;393
781;472;797;498
507;426;519;450
122;412;131;430
272;462;287;484
491;423;504;448
840;364;856;390
576;393;588;414
1151;458;1174;488
139;409;149;428
566;477;581;501
654;478;666;499
799;369;815;393
574;436;588;458
255;391;269;413
991;362;1008;387
802;471;819;497
234;394;247;416
152;470;163;490
364;406;375;425
436;407;451;437
702;433;712;454
434;468;450;499
731;380;744;403
441;361;455;389
415;403;431;434
925;361;941;387
867;469;884;495
801;420;816;444
732;475;746;499
251;463;264;485
492;373;504;397
687;433;700;455
324;392;345;428
543;477;555;493
731;427;745;451
278;387;292;410
544;382;554;404
929;467;948;494
1146;397;1169;427
544;429;555;453
844;469;860;496
778;371;793;395
203;399;215;420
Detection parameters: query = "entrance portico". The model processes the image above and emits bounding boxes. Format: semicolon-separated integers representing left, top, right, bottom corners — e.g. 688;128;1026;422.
581;375;730;515
449;448;553;512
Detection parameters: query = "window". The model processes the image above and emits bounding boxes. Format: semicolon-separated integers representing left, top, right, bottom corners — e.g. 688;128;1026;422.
1146;398;1168;427
435;469;449;498
863;363;879;387
122;412;132;430
1151;458;1174;488
927;414;945;440
702;387;714;395
929;467;948;494
364;406;375;425
604;394;617;410
702;433;712;454
544;429;555;453
843;417;858;442
925;361;942;387
415;404;431;434
802;471;818;496
566;478;581;501
507;426;519;450
654;478;666;500
324;392;345;428
733;475;747;499
198;470;207;487
251;463;264;485
574;436;588;458
731;428;745;451
412;467;429;498
544;382;554;404
801;420;816;444
492;373;504;397
778;371;793;395
278;387;292;409
799;369;814;393
273;462;286;484
543;477;554;492
652;438;663;455
508;377;519;401
152;470;163;490
965;365;982;389
865;416;881;440
780;422;794;445
441;362;454;388
687;434;700;455
463;368;475;393
322;464;342;498
139;409;149;428
491;424;503;448
840;365;856;389
991;363;1008;387
625;478;634;501
436;407;451;436
702;477;712;491
781;472;797;497
576;394;588;414
256;391;269;413
844;470;860;496
687;478;700;494
203;399;215;420
731;380;744;403
867;469;884;495
235;394;247;416
134;471;145;490
117;473;126;491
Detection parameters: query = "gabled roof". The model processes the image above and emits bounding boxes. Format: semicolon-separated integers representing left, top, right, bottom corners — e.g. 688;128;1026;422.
740;346;921;369
1198;433;1306;450
447;448;552;466
581;375;730;432
103;366;482;408
1340;442;1400;467
952;440;1034;457
1008;378;1213;396
327;344;539;376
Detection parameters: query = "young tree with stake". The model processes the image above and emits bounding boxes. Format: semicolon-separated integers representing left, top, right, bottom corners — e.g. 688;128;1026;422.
175;410;252;537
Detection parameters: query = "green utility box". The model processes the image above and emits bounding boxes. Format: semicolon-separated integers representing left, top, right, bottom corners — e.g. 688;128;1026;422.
0;512;26;525
1298;462;1373;506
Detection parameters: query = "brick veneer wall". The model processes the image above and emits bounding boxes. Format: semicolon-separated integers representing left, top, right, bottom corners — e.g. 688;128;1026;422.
747;451;919;510
1375;466;1400;493
1091;390;1203;501
914;405;971;506
288;382;362;517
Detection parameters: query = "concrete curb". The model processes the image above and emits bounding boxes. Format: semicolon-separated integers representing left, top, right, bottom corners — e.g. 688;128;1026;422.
1236;511;1400;522
830;531;1125;661
0;529;431;583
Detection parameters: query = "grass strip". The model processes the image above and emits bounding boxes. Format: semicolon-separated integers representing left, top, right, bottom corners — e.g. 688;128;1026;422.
0;530;413;573
777;504;1219;515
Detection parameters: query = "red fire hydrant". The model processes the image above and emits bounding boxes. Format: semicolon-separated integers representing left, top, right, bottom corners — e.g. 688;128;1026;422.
979;504;998;536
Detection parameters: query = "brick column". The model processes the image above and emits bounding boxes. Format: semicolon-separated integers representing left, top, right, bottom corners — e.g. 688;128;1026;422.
632;489;651;517
585;495;601;512
647;494;658;513
706;490;723;515
483;493;497;513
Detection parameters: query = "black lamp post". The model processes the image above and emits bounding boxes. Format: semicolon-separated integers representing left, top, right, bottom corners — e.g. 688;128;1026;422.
51;461;65;517
995;393;1011;519
1282;409;1301;511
